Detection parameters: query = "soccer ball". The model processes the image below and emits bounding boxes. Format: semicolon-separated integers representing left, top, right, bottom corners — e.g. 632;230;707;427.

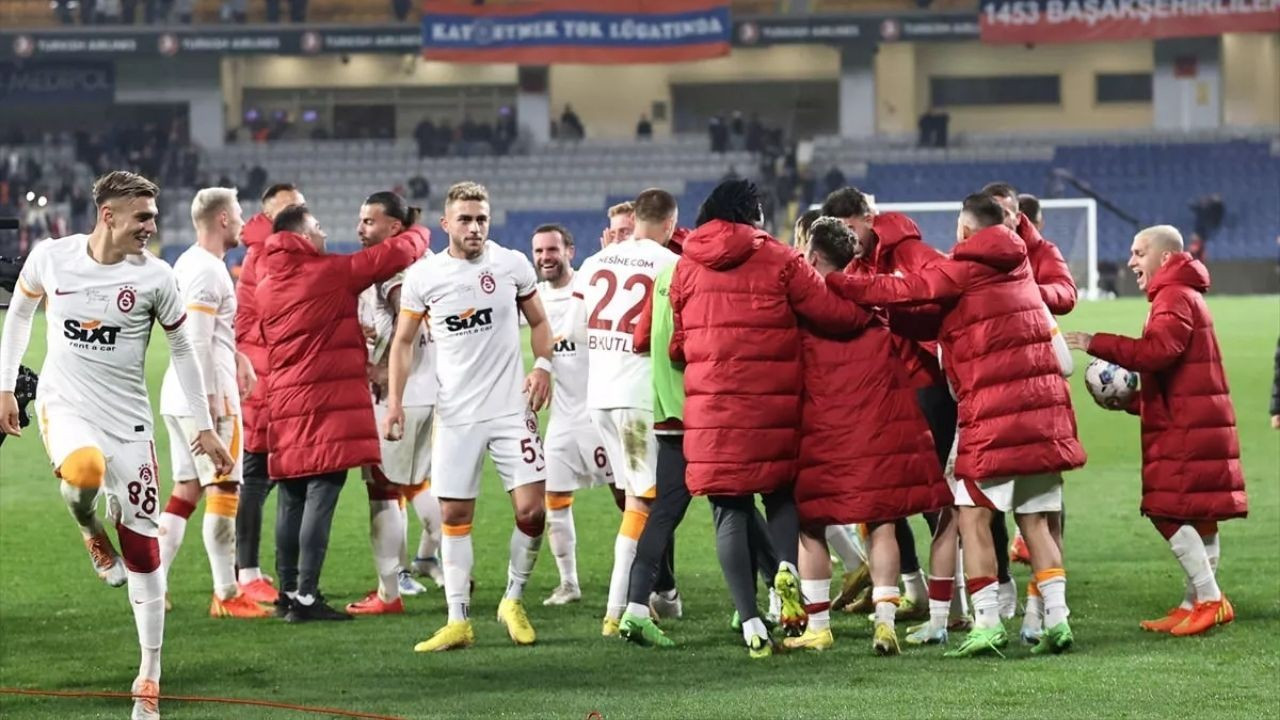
1084;358;1139;410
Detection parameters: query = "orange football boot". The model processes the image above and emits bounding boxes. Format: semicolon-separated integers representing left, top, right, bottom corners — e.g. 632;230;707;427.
345;590;405;616
211;593;273;619
238;578;279;604
1169;596;1234;637
1009;533;1031;565
1139;607;1191;633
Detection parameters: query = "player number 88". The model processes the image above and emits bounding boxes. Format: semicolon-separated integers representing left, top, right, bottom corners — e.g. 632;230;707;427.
128;481;158;515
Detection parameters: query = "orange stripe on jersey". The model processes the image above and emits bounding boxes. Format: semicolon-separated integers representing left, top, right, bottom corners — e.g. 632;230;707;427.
186;303;217;315
16;278;42;298
442;523;472;537
400;308;424;321
214;416;242;484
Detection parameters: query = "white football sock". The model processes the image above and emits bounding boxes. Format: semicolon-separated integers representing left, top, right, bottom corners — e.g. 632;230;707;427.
626;601;650;619
1022;584;1044;637
370;499;404;602
158;511;188;574
412;488;442;560
826;525;865;572
60;481;104;539
902;570;927;607
1169;525;1221;603
1038;574;1069;627
237;566;263;584
546;504;579;589
742;616;768;644
606;533;638;620
202;511;238;600
505;526;543;601
801;578;831;631
127;569;164;681
971;582;1001;630
873;586;900;628
442;531;473;622
1204;532;1221;573
952;546;968;617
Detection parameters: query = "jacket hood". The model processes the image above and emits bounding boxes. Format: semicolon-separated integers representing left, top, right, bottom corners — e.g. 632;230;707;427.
683;219;767;270
872;212;923;254
263;230;319;274
1148;252;1210;298
952;224;1027;272
242;213;273;250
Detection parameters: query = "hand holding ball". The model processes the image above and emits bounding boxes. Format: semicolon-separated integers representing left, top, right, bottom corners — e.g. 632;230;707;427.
1084;358;1138;411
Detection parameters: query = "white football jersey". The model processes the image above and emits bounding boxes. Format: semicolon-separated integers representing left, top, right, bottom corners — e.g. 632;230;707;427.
17;234;187;441
540;277;590;429
359;260;436;408
400;241;536;426
573;237;678;411
159;244;239;418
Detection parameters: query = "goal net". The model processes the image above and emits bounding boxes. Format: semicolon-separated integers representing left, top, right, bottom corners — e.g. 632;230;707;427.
866;198;1100;300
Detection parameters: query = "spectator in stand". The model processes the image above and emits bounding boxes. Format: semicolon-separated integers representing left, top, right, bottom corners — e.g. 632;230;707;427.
221;0;247;23
636;115;653;140
560;105;585;140
823;165;846;198
729;111;746;151
408;175;430;203
266;0;306;22
393;0;412;21
708;115;727;154
746;113;764;153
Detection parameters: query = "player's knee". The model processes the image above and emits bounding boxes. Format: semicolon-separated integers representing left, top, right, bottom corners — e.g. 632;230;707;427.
515;506;545;534
58;447;106;490
117;524;162;574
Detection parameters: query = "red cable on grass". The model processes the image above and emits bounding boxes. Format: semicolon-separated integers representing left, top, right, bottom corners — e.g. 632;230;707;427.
0;687;405;719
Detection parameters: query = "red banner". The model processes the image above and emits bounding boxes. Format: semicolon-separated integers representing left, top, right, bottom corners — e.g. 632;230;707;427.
421;0;731;64
980;0;1280;44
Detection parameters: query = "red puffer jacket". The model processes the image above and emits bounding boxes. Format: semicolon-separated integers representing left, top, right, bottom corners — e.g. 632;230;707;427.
850;212;946;389
236;213;273;453
1087;254;1246;521
254;226;429;480
827;224;1085;482
796;317;950;527
669;220;867;497
1018;213;1077;316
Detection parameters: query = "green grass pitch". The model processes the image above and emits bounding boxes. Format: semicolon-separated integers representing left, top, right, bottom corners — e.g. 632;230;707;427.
1;296;1277;719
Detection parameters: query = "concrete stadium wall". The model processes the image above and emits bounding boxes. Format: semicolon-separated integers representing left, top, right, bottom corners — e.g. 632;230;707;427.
1223;32;1280;129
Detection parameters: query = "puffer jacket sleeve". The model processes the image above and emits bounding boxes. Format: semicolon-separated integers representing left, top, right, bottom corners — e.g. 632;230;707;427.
784;254;870;334
667;263;687;364
1088;290;1194;373
1020;213;1077;315
345;226;429;293
828;258;968;307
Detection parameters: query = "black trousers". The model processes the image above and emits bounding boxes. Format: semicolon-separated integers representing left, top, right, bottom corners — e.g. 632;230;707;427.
275;471;345;597
710;491;796;623
895;384;959;573
627;435;689;606
235;451;274;571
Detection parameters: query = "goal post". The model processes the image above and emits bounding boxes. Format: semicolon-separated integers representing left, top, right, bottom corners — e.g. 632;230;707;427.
851;198;1101;300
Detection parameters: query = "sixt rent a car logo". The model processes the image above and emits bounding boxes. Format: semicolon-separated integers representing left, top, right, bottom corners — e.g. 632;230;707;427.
64;319;122;349
443;307;494;333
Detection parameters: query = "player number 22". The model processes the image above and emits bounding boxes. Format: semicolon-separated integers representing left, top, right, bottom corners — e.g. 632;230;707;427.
587;269;653;334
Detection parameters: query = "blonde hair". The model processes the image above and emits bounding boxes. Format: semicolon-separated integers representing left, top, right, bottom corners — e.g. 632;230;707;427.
1136;224;1184;254
190;187;239;229
445;181;489;205
608;201;635;218
92;171;158;208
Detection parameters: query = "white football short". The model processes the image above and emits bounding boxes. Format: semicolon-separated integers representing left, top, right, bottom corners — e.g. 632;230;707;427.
431;410;545;500
590;407;657;499
363;403;434;486
38;399;161;537
953;473;1064;515
544;418;614;493
162;414;244;486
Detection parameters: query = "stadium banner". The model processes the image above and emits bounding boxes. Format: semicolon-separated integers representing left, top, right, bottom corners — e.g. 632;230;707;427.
979;0;1280;44
0;27;424;60
420;0;731;63
732;14;979;46
0;61;114;103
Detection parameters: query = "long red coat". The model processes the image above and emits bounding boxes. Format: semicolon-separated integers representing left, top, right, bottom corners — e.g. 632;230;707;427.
1087;254;1247;521
1019;213;1077;316
235;213;273;453
828;224;1086;482
254;226;428;480
669;220;866;497
797;317;950;526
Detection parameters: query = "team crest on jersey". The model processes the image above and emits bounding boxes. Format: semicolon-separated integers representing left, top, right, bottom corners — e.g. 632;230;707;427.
526;415;539;434
479;271;496;294
138;462;154;485
117;286;137;313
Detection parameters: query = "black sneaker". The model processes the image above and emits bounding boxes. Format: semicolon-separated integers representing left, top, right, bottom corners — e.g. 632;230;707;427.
274;594;293;619
285;594;353;623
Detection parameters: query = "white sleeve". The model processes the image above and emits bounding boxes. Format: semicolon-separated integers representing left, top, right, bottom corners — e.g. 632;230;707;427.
399;265;428;318
514;252;538;300
1044;305;1074;378
0;289;39;393
158;278;213;430
567;264;589;346
184;308;219;397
